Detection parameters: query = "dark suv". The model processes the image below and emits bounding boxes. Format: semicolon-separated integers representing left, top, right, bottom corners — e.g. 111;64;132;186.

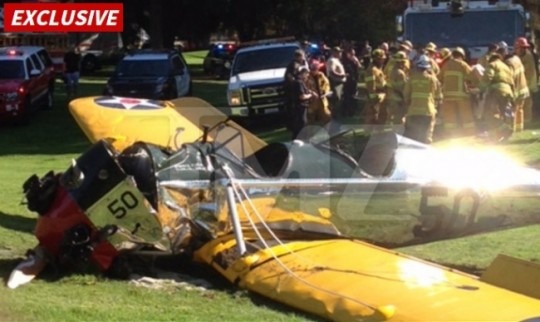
0;46;56;123
104;49;192;99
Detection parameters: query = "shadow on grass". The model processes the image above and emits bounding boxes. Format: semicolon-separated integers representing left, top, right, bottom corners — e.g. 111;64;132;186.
0;212;35;235
0;257;21;279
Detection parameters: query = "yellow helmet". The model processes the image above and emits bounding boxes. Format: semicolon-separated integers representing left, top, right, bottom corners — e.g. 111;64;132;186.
439;48;451;60
425;42;437;53
393;51;408;62
372;49;386;59
452;47;466;58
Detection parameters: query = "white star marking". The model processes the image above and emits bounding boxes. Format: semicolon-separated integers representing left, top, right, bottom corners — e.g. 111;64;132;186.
96;96;163;110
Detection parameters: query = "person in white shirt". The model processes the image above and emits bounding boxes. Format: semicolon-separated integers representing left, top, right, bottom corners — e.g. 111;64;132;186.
326;46;347;116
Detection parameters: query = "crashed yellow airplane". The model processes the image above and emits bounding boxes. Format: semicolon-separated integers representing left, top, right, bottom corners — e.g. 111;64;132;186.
9;96;540;321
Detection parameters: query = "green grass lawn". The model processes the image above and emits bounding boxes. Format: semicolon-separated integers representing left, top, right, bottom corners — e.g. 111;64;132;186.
0;51;539;321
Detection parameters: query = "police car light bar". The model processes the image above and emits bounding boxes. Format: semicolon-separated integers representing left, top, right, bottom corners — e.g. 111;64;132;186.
0;49;23;56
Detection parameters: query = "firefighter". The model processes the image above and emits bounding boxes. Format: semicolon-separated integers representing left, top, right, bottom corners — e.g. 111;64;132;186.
363;49;387;128
500;42;529;132
438;48;452;68
478;43;499;69
385;51;408;130
515;37;538;127
424;42;440;76
403;55;442;144
479;53;515;142
384;41;412;78
306;60;332;126
439;47;476;137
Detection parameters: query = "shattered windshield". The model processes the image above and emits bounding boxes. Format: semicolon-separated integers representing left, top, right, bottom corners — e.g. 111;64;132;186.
232;46;299;75
405;10;523;47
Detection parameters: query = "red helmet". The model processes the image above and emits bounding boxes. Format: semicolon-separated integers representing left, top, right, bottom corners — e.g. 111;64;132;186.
514;37;531;49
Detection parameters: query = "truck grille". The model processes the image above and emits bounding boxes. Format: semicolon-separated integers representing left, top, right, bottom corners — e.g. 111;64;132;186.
243;82;285;111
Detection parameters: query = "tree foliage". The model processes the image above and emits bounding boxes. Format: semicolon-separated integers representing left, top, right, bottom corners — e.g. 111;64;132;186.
126;0;407;47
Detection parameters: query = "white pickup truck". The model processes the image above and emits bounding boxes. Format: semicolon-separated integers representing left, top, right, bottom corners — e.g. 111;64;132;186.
226;42;300;117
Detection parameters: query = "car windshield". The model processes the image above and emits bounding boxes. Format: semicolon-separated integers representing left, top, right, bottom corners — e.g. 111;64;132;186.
232;46;298;75
405;10;523;47
115;59;170;77
0;60;25;79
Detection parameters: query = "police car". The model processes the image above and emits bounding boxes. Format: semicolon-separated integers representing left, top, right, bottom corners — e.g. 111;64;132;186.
0;46;56;123
104;49;192;99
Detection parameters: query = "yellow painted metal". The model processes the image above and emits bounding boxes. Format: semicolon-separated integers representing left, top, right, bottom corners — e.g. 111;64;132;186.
195;236;540;322
169;97;266;157
68;96;266;154
481;254;540;300
68;96;202;151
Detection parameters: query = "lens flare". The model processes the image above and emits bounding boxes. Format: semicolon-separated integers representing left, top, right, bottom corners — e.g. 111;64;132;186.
397;146;539;191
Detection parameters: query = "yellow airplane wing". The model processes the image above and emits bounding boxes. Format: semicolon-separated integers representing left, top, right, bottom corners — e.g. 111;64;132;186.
68;96;266;155
195;235;540;322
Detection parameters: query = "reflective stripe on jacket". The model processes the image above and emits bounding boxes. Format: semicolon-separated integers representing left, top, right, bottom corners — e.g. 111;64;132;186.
404;69;442;116
386;66;407;102
440;58;473;100
505;55;529;100
480;58;514;98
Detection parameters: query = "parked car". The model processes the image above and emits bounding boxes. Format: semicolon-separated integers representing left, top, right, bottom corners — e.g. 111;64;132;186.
203;41;237;79
104;49;192;99
0;46;56;123
227;41;299;117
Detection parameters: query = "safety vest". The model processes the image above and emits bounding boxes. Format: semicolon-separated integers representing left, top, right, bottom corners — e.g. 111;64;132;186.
386;65;407;102
404;69;442;116
480;58;514;98
365;64;386;100
505;55;529;100
440;58;473;100
519;50;538;93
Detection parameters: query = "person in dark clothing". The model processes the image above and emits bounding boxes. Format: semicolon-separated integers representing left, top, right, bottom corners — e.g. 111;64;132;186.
290;67;316;139
342;48;361;116
284;49;308;132
64;46;81;99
